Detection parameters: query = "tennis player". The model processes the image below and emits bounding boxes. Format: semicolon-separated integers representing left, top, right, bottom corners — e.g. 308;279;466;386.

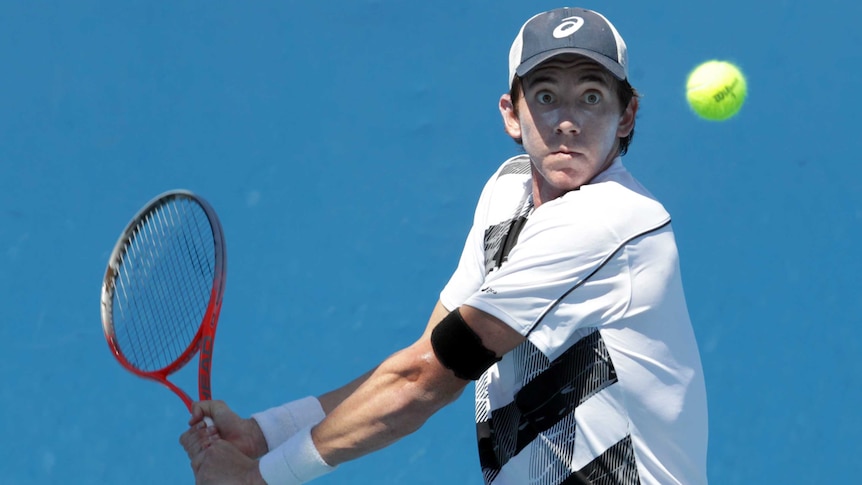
181;7;708;484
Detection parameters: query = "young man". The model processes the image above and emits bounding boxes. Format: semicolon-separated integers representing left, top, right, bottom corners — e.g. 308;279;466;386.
180;7;708;484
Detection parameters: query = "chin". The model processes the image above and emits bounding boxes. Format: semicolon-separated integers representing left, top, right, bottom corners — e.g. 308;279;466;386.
549;171;588;191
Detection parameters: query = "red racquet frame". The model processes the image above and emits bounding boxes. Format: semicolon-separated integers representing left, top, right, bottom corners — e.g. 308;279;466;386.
100;190;227;412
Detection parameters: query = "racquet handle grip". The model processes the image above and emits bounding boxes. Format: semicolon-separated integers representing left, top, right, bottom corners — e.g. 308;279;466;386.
203;416;215;428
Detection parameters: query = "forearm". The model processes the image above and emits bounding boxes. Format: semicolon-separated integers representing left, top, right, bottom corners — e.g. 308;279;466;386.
317;368;376;415
255;300;461;482
316;300;450;415
311;342;466;466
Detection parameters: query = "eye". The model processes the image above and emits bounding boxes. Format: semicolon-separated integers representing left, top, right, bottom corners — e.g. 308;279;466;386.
584;92;602;105
536;90;556;105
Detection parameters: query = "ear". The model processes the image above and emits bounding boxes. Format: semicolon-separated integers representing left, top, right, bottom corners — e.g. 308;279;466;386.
616;96;638;138
499;93;522;141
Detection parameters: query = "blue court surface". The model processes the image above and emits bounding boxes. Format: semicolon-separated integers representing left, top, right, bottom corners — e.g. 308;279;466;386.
1;1;860;484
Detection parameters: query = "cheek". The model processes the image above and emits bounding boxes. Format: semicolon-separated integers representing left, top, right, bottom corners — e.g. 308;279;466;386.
519;120;543;151
584;111;623;144
537;107;562;128
518;108;557;149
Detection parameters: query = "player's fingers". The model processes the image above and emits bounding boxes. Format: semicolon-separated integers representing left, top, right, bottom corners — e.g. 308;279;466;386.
189;443;207;473
179;428;198;456
190;400;225;424
188;402;206;426
189;437;227;475
179;424;197;449
189;402;218;429
180;422;217;457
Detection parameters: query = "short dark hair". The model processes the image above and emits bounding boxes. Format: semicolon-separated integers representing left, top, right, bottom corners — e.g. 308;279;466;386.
508;75;639;156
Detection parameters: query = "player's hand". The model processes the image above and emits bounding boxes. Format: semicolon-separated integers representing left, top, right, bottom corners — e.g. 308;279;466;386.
189;437;266;485
181;400;268;460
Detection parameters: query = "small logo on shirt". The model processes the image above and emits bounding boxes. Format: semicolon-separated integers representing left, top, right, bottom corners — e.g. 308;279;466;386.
480;286;498;294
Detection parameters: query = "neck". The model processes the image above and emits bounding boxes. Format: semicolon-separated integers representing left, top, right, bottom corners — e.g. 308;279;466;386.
530;155;617;208
530;169;564;209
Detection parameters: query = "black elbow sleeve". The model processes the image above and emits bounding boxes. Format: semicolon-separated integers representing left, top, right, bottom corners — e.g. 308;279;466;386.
430;308;502;381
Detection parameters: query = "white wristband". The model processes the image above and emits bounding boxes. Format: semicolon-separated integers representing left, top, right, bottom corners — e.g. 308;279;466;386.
258;425;336;485
252;397;326;451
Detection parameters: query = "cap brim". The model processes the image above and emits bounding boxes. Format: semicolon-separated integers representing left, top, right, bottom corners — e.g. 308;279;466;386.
515;48;626;81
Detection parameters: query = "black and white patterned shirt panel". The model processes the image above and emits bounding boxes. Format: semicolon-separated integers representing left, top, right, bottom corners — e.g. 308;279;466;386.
474;157;641;485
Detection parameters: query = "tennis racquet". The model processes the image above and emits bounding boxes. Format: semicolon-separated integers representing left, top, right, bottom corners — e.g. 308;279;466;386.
100;189;226;426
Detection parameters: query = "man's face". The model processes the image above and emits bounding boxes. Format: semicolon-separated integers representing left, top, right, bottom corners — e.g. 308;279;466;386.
500;55;637;202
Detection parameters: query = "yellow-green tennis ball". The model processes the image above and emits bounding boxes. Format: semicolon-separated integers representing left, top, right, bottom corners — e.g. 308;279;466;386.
686;60;747;121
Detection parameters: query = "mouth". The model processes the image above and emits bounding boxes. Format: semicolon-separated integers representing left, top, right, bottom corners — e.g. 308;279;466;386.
550;148;579;157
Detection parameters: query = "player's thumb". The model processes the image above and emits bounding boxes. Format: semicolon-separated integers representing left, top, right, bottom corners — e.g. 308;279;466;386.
188;400;214;426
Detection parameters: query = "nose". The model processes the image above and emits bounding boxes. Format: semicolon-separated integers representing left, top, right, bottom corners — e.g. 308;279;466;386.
553;109;580;135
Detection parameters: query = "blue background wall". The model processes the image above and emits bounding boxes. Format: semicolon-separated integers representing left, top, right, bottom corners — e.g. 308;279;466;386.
2;1;860;483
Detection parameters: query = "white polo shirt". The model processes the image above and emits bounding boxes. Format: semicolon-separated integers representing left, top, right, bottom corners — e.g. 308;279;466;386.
440;155;708;485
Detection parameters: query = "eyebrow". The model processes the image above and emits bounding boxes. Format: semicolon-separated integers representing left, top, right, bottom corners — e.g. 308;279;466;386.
525;71;611;88
578;72;611;85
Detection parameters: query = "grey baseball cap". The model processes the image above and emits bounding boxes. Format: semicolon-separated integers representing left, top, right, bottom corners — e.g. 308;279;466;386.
508;7;628;87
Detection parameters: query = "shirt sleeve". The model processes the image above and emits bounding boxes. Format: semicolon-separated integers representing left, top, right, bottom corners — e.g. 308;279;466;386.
462;181;671;357
439;171;498;311
463;192;627;336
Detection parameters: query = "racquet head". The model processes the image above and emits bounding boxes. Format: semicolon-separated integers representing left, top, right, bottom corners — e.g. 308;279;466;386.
101;190;226;412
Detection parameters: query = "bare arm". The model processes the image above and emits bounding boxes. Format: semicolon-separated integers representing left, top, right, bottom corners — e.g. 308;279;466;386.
310;301;525;466
311;333;466;465
316;300;451;414
180;301;527;484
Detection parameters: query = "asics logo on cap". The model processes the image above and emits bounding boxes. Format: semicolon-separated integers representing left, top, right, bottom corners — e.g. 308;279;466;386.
552;16;584;39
